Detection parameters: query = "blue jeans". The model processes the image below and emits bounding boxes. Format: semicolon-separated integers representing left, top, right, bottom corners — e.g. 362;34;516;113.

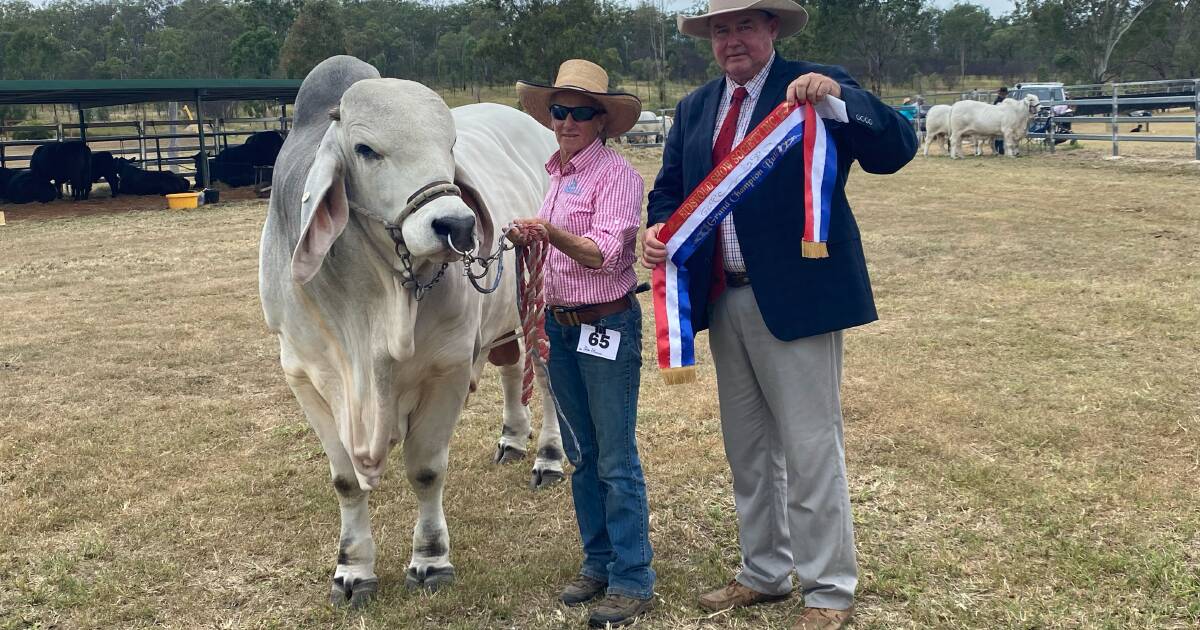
545;301;655;599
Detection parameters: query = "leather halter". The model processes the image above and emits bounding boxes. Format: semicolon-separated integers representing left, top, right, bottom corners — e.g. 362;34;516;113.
383;180;461;247
374;180;461;301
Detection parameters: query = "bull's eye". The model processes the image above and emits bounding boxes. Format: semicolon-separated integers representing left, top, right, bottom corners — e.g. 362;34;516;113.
355;143;381;160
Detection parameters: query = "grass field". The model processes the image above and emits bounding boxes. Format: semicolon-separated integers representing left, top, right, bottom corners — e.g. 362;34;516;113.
1;146;1198;629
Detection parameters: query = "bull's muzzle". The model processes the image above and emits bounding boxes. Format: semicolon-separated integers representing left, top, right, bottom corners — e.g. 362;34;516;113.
432;215;476;253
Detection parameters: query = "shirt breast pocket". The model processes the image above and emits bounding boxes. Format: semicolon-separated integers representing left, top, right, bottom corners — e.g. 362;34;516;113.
554;192;596;237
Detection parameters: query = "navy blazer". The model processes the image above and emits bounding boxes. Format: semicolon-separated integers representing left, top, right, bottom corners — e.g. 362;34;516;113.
647;55;918;341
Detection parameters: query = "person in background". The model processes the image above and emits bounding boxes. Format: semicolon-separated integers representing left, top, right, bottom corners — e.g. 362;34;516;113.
993;86;1009;154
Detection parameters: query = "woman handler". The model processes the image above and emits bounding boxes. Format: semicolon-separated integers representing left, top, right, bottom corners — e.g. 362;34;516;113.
510;59;653;628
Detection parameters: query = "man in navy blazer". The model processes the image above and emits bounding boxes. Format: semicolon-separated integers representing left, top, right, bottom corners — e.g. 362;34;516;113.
642;1;916;628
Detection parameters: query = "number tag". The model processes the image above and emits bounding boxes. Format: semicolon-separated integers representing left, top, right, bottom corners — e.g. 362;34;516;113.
577;324;620;360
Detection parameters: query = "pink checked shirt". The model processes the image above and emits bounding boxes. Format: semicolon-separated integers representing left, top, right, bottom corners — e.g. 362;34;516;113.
537;139;644;307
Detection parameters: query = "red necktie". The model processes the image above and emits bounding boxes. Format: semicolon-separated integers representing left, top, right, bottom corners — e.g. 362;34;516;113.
708;86;748;301
712;86;749;164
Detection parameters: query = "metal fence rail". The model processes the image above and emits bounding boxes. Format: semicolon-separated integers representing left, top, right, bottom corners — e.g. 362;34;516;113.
892;78;1200;160
1027;82;1200;158
0;115;293;172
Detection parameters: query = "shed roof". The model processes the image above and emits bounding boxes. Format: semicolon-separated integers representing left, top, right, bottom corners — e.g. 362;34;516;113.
0;79;302;108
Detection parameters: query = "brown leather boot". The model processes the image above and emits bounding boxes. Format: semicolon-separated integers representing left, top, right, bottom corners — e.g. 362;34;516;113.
559;574;607;606
790;605;855;630
697;579;790;612
587;594;654;628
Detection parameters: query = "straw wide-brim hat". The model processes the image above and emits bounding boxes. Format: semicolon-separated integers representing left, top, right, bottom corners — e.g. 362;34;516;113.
516;59;642;139
677;0;809;39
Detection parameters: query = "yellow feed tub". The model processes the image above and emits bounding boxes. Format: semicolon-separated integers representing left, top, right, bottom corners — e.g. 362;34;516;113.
166;192;201;210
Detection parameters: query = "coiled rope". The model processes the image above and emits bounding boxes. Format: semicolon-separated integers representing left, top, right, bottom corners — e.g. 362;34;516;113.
512;223;549;405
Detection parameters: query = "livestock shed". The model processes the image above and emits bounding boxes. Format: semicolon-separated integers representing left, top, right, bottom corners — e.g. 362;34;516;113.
0;79;301;189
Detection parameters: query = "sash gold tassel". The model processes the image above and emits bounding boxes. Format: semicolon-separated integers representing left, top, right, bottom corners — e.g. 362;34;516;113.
660;366;697;385
802;241;829;259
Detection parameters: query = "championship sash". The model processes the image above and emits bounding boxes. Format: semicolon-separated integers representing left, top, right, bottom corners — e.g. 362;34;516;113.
651;101;839;384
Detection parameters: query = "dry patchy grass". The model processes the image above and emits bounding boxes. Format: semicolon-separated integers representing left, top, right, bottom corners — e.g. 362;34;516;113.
1;148;1198;629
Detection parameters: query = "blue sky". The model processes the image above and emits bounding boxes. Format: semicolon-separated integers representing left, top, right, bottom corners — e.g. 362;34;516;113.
928;0;1015;15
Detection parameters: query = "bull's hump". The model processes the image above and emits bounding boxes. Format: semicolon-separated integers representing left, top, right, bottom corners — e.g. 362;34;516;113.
292;56;381;130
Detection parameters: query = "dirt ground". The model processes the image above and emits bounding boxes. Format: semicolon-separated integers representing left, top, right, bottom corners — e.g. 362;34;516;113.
1;183;264;222
1;146;1197;629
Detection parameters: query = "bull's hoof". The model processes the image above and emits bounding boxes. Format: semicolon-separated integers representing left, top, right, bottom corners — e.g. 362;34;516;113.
530;468;565;490
330;576;378;609
494;443;527;465
404;565;455;592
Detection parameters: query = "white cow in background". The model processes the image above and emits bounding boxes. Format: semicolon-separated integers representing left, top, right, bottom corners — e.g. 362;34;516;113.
949;94;1040;158
923;104;991;157
922;104;952;156
629;110;673;143
259;55;563;606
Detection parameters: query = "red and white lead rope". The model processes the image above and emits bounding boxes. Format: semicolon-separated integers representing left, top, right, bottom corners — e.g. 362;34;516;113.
512;223;550;405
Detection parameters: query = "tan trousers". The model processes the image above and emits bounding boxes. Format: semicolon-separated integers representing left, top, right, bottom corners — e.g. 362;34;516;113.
708;284;857;610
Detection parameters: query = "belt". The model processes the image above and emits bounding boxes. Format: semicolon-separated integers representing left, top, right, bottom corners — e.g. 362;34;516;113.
547;295;633;326
725;271;751;288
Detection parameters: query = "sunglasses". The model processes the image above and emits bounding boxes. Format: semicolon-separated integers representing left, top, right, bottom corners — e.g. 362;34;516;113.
549;104;606;122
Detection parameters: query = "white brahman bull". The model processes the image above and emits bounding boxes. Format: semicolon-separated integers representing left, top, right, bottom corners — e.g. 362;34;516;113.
924;104;989;157
259;56;563;606
949;94;1039;158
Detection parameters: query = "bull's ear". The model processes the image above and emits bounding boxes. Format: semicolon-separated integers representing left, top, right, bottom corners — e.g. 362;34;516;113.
291;123;349;284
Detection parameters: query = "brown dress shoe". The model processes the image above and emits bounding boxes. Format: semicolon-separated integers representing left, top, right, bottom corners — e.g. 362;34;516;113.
790;605;855;630
697;579;790;612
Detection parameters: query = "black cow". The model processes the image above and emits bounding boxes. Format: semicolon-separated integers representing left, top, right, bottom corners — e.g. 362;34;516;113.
89;151;121;197
114;158;191;195
0;167;16;196
2;169;57;204
30;141;92;200
193;130;284;188
244;129;285;156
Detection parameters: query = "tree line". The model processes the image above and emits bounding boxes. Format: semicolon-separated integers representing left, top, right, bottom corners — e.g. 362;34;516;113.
0;0;1196;101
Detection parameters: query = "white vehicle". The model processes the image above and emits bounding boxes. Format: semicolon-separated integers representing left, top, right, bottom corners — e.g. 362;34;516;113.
1014;82;1076;143
1013;82;1072;116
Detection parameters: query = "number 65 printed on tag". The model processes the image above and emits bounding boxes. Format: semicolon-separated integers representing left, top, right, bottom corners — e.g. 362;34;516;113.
576;324;621;360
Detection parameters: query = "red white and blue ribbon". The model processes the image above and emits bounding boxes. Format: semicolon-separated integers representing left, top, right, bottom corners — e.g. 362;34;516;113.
651;102;837;384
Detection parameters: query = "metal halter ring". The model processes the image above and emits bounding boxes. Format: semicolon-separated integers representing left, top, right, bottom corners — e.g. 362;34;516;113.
447;232;516;295
445;232;479;258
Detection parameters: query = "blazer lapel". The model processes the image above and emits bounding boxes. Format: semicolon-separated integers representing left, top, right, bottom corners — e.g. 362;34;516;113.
749;53;796;128
698;78;722;174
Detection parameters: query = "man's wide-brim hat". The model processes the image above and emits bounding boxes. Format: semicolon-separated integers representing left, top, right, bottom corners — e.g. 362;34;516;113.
516;59;641;139
677;0;809;39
